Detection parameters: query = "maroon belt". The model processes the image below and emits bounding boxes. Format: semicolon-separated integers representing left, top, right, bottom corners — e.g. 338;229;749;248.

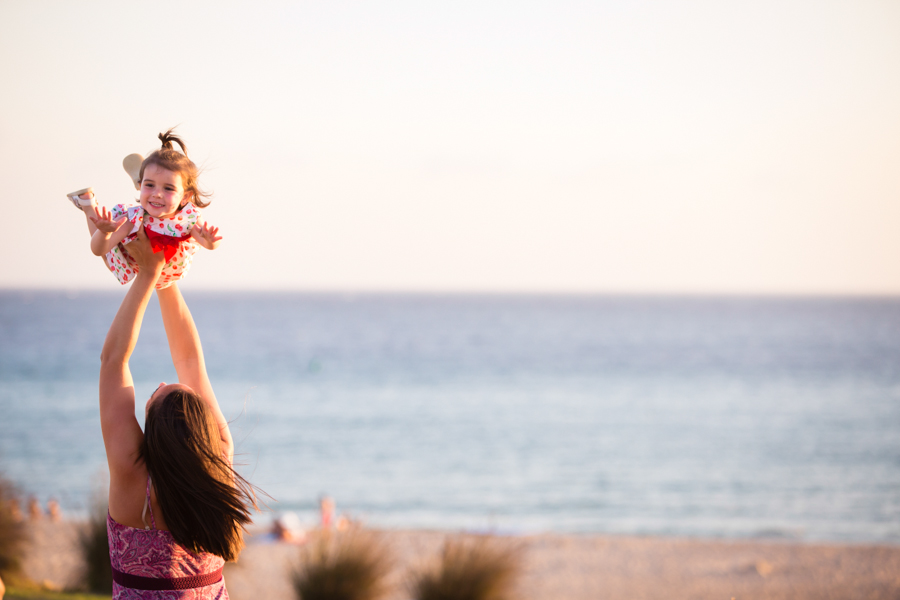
111;566;223;591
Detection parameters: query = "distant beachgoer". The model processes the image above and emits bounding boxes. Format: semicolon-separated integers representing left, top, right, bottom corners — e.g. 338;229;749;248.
27;496;41;521
97;230;258;598
270;513;307;544
319;496;350;532
66;128;222;290
319;496;335;530
46;498;61;522
7;498;23;522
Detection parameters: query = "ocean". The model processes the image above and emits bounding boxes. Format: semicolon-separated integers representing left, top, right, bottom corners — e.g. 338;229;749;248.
1;290;899;543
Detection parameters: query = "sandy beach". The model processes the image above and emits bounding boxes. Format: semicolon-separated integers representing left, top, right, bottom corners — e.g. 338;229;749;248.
17;519;900;599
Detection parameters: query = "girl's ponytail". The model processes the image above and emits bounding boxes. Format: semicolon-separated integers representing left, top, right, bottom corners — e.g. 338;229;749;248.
158;128;189;156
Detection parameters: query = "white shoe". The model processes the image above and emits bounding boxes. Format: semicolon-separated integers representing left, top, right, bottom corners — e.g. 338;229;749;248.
66;187;96;211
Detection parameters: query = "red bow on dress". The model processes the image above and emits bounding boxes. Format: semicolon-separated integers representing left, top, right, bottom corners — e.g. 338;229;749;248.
145;228;191;263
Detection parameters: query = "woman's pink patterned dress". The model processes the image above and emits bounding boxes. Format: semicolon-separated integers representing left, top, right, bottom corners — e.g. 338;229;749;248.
107;506;228;599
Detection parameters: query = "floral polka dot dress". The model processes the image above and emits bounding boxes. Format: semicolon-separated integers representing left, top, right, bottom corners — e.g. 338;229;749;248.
104;203;202;290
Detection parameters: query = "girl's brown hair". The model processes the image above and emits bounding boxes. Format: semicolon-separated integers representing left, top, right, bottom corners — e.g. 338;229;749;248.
139;389;256;561
139;128;211;208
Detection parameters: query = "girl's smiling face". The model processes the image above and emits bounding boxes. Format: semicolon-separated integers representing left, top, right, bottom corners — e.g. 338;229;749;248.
140;164;190;219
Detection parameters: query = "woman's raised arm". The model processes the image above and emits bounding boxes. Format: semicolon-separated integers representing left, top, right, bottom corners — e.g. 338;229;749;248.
156;284;234;463
99;230;166;479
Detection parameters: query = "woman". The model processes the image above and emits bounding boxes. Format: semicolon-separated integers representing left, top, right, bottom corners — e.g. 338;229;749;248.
99;228;255;599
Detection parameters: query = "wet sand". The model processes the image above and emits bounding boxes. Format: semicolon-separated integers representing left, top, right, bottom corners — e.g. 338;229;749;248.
19;520;900;599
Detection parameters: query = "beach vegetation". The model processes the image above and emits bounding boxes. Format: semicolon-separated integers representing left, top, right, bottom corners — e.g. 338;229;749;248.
408;536;522;600
77;494;111;594
3;582;111;600
0;474;27;577
291;530;392;600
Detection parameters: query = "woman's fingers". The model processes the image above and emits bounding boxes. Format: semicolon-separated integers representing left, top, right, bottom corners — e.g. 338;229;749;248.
129;227;166;272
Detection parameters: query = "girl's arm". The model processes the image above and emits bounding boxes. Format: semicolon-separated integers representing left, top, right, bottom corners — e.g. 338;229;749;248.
190;221;223;250
90;206;134;256
156;284;234;463
98;229;166;481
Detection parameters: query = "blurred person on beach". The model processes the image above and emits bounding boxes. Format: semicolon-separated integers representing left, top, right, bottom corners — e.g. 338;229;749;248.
269;513;306;544
27;496;41;521
319;496;350;532
319;496;335;530
46;498;61;522
66;128;222;290
97;228;257;598
7;499;23;523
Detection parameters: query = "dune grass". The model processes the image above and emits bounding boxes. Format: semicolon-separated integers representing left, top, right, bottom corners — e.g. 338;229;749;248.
0;474;27;578
408;536;522;600
291;530;393;600
77;494;111;595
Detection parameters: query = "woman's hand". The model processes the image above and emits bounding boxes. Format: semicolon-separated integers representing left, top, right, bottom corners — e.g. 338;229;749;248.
127;226;166;276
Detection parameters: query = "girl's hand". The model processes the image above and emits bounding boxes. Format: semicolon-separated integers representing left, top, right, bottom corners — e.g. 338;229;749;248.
192;222;223;250
127;227;166;275
90;206;129;234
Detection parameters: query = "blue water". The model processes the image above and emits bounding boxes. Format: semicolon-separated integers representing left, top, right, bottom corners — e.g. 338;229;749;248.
1;290;899;542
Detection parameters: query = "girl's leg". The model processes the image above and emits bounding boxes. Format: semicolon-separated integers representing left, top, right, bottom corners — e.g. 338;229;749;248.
81;192;99;236
67;188;99;235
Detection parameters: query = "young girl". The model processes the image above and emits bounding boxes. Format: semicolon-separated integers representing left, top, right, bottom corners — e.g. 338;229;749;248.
67;129;222;289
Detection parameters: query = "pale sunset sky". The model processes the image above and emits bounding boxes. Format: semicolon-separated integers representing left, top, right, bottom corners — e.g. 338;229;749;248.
1;1;898;294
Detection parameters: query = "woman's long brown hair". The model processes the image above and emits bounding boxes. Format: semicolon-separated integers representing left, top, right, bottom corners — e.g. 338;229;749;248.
139;389;257;561
139;127;211;208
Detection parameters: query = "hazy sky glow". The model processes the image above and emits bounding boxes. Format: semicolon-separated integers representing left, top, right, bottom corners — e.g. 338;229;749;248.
1;0;898;293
